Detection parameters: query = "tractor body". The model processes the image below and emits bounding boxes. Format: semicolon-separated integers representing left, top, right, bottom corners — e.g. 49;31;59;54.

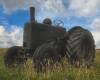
23;7;66;56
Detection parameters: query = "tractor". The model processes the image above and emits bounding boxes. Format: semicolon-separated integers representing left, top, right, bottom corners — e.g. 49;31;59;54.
4;7;95;70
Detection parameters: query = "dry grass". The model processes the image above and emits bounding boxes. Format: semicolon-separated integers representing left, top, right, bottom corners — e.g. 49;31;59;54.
0;49;100;80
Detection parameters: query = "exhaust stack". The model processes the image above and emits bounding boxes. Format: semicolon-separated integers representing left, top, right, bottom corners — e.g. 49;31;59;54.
30;7;35;22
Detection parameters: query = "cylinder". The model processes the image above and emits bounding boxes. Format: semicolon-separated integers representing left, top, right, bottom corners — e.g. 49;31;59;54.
30;7;35;22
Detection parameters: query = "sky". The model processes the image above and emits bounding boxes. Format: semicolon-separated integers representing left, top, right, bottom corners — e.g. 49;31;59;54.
0;0;100;48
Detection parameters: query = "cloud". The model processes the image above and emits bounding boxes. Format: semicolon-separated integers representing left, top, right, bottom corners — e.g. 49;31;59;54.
90;18;100;48
42;0;67;16
0;25;23;48
0;0;65;11
0;0;67;17
0;0;45;12
92;31;100;48
69;0;100;17
91;17;100;31
0;0;100;18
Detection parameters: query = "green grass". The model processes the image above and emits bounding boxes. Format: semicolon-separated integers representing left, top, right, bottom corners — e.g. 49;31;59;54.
0;48;100;80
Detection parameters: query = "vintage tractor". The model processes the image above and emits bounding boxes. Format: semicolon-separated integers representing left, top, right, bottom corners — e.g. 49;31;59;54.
4;7;95;69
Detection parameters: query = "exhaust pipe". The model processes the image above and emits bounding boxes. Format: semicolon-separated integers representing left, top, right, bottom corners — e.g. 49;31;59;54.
30;7;35;22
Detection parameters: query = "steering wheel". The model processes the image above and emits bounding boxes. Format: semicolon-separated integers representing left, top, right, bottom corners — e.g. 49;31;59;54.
53;18;64;27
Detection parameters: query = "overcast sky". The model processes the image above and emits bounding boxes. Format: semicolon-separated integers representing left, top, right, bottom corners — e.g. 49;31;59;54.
0;0;100;48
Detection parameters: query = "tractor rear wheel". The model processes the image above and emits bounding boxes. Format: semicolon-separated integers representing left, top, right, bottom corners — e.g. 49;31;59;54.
68;26;95;67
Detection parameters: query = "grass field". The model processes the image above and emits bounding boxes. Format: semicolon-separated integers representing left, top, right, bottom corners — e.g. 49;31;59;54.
0;48;100;80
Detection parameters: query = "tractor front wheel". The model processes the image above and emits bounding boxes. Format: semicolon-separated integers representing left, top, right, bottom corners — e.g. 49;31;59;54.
4;46;27;68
